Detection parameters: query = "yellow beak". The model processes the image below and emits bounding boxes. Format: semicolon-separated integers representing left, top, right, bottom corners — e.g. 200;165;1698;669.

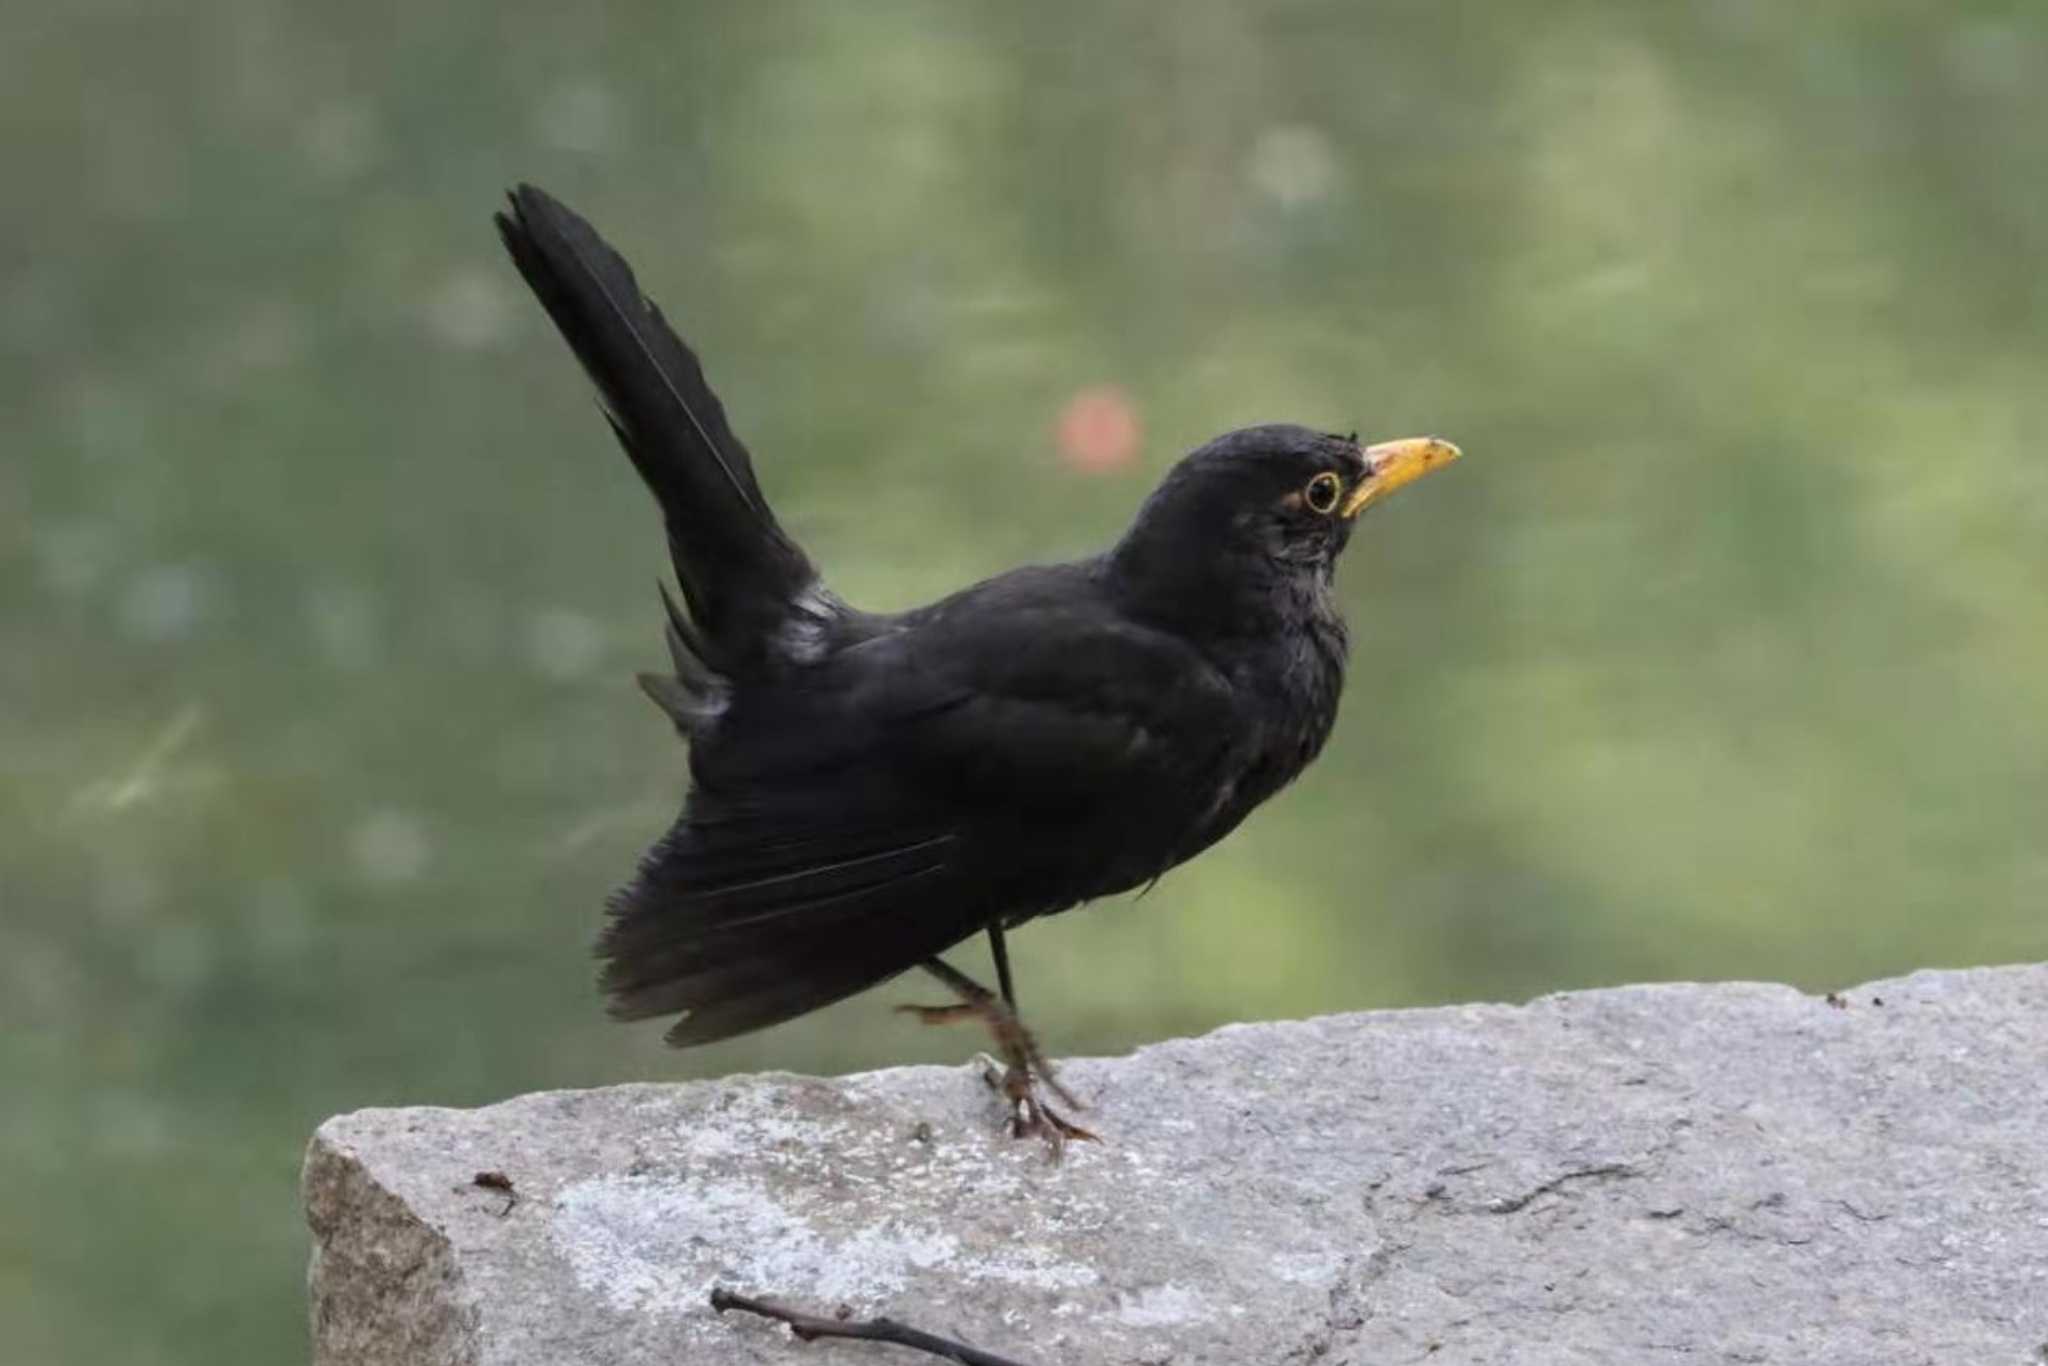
1341;437;1463;518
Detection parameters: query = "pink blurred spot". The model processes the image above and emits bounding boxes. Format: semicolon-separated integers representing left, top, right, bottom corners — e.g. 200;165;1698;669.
1055;385;1142;474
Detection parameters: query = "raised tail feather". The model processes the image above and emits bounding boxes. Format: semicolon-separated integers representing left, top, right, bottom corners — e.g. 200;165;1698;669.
499;185;959;1044
494;184;818;677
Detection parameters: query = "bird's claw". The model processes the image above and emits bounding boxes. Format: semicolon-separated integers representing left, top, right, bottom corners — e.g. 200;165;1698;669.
903;962;1098;1157
975;1053;1098;1158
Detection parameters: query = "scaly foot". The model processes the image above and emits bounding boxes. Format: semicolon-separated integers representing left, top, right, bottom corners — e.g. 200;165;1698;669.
896;988;1097;1158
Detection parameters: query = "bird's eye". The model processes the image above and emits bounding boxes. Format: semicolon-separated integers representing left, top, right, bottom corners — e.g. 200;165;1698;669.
1303;471;1344;515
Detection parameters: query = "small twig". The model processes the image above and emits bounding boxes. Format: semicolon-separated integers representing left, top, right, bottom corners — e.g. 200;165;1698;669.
710;1288;1039;1366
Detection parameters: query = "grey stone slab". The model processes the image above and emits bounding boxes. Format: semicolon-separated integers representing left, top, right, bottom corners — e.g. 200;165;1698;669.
303;965;2048;1365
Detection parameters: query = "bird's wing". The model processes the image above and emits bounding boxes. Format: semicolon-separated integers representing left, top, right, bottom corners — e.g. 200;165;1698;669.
596;599;1245;1048
599;794;975;1046
879;604;1245;826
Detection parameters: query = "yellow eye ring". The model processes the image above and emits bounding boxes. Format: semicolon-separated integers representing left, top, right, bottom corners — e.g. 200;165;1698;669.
1304;471;1343;515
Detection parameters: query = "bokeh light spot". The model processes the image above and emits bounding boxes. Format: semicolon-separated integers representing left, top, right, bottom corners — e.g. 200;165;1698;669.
1055;385;1142;475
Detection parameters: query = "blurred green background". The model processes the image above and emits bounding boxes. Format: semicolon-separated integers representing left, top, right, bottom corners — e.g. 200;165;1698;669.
5;1;2047;1360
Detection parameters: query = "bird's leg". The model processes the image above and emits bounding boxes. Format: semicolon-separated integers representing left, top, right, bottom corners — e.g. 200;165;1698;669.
922;947;1084;1110
977;924;1089;1129
896;950;1096;1154
988;922;1019;1016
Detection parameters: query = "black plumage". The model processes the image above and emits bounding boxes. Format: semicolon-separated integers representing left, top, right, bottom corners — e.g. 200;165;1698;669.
495;185;1459;1143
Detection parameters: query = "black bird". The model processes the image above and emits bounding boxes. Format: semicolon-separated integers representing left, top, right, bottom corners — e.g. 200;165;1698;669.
495;185;1460;1149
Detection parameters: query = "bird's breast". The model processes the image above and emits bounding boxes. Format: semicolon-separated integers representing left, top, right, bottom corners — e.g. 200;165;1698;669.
1232;626;1346;799
1140;611;1347;882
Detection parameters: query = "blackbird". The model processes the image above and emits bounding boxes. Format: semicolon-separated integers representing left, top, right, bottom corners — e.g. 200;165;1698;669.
496;185;1460;1149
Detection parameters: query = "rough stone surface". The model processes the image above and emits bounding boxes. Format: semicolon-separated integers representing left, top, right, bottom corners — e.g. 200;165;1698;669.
304;965;2048;1365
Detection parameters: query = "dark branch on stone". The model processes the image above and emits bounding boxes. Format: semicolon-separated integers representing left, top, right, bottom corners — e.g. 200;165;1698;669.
710;1288;1038;1366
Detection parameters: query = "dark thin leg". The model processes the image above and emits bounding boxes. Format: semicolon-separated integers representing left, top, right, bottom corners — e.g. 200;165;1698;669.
987;924;1017;1011
919;956;994;1006
899;956;1095;1155
711;1288;1038;1366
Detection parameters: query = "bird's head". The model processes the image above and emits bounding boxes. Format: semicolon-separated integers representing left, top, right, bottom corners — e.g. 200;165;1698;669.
1108;424;1461;627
